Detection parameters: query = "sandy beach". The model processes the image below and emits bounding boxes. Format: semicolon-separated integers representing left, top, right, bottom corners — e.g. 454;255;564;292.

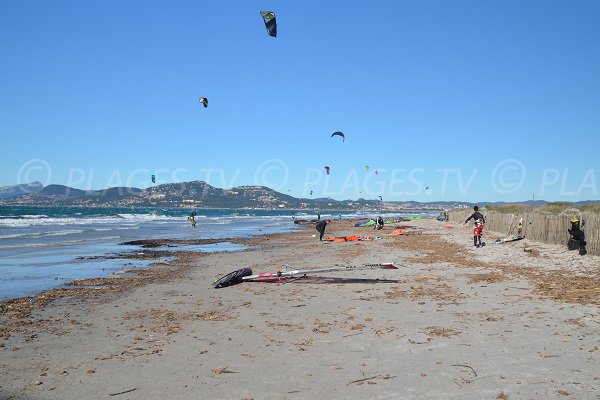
1;218;599;399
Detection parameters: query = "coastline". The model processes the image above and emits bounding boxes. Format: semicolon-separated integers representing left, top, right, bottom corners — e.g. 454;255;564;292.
1;218;599;399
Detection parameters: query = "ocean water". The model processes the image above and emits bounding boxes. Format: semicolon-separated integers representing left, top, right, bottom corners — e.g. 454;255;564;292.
0;206;429;300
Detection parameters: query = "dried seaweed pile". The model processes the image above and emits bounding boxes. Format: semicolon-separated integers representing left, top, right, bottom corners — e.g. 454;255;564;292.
122;307;235;336
385;281;465;305
389;233;600;306
425;326;461;337
465;272;509;284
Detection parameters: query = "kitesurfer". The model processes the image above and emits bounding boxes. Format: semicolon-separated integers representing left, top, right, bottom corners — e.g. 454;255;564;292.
188;211;197;228
375;216;384;230
315;219;330;241
463;206;485;247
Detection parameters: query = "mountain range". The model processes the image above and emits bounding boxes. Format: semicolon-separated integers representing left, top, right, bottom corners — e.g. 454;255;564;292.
0;181;467;210
2;181;596;211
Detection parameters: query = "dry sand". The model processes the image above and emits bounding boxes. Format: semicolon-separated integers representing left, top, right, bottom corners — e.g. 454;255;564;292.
1;218;599;399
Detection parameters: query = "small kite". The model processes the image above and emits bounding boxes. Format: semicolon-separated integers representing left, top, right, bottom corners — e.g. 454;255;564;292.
364;165;369;171
379;196;383;201
324;166;331;175
374;170;379;175
260;11;277;37
199;97;208;108
310;190;313;195
151;174;156;184
331;131;345;142
425;186;430;190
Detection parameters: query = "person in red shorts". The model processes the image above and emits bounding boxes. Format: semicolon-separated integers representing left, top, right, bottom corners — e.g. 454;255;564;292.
463;206;486;247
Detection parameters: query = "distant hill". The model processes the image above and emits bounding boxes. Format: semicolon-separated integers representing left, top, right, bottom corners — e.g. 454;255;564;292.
477;200;548;207
0;182;43;199
41;184;87;197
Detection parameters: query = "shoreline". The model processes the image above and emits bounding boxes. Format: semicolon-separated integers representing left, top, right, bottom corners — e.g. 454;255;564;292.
1;218;599;399
0;209;429;301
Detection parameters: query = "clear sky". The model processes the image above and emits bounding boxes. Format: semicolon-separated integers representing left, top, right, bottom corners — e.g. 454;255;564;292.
2;1;599;202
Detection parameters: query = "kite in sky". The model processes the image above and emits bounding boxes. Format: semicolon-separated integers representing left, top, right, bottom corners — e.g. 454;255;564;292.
199;97;208;108
324;166;330;175
331;131;345;142
260;11;277;37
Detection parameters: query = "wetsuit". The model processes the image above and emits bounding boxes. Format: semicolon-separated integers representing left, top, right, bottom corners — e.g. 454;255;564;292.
315;220;327;241
465;211;485;224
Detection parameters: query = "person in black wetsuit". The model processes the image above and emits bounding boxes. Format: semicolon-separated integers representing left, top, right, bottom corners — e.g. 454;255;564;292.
463;206;485;247
315;219;330;241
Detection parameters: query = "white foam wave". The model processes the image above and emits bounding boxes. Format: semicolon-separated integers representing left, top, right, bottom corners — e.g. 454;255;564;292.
0;236;121;250
0;214;49;220
116;213;173;221
0;232;31;239
40;229;84;238
0;229;84;240
0;213;182;227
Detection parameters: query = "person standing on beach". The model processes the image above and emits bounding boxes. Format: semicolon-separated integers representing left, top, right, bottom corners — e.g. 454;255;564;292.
315;219;330;241
463;206;485;247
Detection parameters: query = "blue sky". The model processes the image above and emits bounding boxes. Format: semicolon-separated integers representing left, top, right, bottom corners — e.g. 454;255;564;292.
2;0;599;202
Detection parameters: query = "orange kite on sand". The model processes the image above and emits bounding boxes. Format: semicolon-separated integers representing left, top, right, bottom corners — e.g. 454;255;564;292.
326;235;373;242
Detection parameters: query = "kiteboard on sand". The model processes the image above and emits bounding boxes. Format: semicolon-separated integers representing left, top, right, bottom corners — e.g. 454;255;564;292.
213;263;399;288
491;235;524;244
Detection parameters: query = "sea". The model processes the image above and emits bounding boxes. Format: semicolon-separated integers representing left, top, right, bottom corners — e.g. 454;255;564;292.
0;206;429;300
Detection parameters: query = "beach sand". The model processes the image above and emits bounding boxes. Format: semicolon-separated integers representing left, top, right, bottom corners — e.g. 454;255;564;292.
1;218;599;399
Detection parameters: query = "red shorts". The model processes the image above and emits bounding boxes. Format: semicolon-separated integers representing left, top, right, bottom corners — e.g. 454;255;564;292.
474;224;484;236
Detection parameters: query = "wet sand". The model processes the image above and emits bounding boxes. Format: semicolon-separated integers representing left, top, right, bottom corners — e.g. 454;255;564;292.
1;219;599;399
